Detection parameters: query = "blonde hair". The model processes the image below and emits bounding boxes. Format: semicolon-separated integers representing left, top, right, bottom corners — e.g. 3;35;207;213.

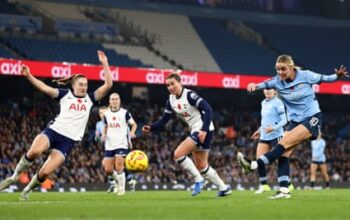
276;54;301;70
52;74;86;86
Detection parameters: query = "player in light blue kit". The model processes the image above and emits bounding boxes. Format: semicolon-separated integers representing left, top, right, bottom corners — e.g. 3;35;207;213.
250;89;287;194
142;72;231;197
310;133;330;189
238;54;347;199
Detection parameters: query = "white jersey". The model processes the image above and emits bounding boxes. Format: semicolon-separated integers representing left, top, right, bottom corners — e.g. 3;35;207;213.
49;89;96;141
167;88;214;133
104;108;135;150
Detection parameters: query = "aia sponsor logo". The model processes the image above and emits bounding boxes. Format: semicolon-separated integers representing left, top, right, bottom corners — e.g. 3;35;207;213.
100;67;119;81
51;65;71;78
68;103;87;111
341;84;350;94
222;76;240;88
0;61;22;75
108;122;121;128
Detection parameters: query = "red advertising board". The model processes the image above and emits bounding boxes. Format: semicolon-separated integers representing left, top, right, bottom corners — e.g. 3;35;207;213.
1;58;349;95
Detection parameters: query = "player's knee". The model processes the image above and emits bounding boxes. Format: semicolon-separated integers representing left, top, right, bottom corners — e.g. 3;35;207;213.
38;169;51;179
173;151;183;161
27;149;41;159
104;166;113;175
196;162;207;171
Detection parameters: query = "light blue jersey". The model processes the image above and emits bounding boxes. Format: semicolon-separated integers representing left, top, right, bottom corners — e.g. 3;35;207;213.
260;96;287;141
95;120;105;138
311;138;326;162
256;70;337;122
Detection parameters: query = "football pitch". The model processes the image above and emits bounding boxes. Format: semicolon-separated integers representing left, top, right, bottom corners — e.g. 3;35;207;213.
1;190;350;220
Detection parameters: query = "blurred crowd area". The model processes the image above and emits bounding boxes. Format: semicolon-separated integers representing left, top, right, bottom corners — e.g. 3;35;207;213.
1;94;350;188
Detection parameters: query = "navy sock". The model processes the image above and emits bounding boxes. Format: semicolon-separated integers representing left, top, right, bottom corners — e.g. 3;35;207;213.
277;156;290;188
263;144;285;165
257;161;267;185
37;174;45;183
310;181;315;188
24;154;34;162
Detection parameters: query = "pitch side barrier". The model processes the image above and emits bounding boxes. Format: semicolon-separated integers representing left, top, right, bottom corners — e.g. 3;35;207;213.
1;58;350;95
2;182;349;193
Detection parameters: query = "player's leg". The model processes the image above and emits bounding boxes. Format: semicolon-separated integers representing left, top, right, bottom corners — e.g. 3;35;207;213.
21;149;65;200
174;137;204;196
310;163;318;188
255;142;271;194
125;169;137;192
192;150;231;197
103;156;116;193
269;149;293;199
114;155;126;196
0;134;49;191
319;163;330;189
238;124;312;173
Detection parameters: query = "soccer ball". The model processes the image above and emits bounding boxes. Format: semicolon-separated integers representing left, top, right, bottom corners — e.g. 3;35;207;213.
125;150;149;172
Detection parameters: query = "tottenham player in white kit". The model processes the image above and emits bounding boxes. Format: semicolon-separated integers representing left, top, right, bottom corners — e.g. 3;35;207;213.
0;50;113;200
101;93;137;195
142;73;231;197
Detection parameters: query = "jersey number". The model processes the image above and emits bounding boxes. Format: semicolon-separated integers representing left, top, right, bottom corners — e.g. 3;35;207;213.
310;117;319;127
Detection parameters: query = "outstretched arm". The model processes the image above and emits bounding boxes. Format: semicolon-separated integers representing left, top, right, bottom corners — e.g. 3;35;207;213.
310;65;348;83
21;65;58;98
247;78;276;92
94;50;113;101
142;100;173;134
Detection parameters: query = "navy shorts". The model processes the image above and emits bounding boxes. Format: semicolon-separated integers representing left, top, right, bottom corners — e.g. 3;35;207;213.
286;112;322;140
312;160;326;165
259;136;282;147
104;148;129;158
42;128;76;158
190;130;214;150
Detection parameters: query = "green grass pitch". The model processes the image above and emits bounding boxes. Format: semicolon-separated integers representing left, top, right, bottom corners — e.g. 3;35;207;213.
1;189;350;220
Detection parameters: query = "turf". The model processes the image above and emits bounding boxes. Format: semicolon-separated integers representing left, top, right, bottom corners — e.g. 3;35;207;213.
0;189;349;220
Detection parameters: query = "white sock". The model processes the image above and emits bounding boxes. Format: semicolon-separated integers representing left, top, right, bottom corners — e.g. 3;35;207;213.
23;174;42;192
176;156;203;183
201;166;227;191
116;171;125;192
251;161;258;170
13;156;33;178
279;187;289;193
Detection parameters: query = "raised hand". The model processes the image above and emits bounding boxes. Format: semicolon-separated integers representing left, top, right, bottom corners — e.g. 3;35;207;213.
97;50;108;65
247;83;256;92
21;64;31;77
335;65;348;78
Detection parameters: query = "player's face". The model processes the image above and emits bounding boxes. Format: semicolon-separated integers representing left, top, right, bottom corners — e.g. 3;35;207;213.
72;77;88;97
275;63;293;81
166;78;182;96
264;89;276;99
109;94;120;109
99;109;106;119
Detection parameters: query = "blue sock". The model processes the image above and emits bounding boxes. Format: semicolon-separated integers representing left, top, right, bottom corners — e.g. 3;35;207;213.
277;156;290;188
